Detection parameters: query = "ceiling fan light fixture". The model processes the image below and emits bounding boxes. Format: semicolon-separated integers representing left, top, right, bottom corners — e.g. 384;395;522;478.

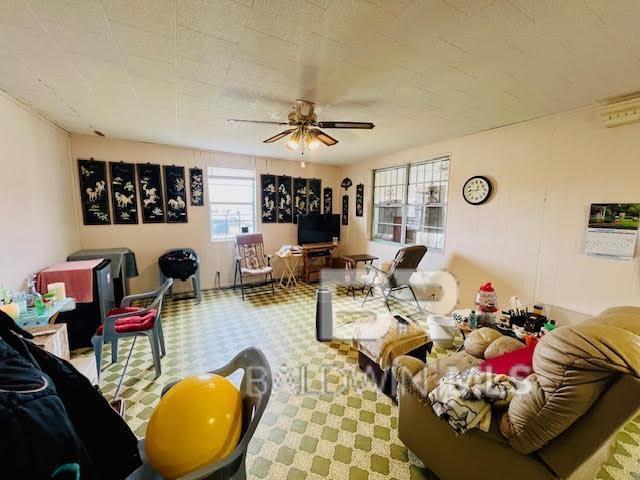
286;129;302;150
306;130;321;150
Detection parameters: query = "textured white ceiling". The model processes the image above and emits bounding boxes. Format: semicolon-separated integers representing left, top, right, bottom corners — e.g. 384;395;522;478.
1;0;640;164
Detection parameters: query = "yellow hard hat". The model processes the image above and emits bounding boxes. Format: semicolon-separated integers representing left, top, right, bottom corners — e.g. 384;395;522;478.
145;374;243;479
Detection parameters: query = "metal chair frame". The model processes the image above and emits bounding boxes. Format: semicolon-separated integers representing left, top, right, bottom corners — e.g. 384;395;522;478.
361;246;427;315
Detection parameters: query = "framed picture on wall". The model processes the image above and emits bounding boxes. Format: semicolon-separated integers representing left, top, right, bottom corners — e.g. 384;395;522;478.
276;175;292;223
293;177;308;224
164;165;188;223
308;178;321;213
189;167;204;206
78;159;111;225
356;183;364;217
261;174;277;223
324;187;333;214
109;162;138;224
342;194;349;225
137;163;165;223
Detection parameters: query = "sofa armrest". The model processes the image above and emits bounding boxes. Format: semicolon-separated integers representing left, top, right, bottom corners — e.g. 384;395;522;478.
464;327;503;358
392;355;426;391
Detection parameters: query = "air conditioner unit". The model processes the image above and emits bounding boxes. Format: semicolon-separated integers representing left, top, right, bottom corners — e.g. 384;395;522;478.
601;97;640;127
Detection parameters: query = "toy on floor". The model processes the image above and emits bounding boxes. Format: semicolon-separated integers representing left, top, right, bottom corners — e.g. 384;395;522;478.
145;374;243;479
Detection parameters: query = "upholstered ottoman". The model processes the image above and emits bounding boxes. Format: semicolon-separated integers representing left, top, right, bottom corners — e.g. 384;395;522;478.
352;313;432;398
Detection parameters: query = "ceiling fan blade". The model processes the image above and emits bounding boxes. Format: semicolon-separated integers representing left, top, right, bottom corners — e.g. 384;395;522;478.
316;121;375;129
227;119;290;125
263;129;295;143
315;129;339;146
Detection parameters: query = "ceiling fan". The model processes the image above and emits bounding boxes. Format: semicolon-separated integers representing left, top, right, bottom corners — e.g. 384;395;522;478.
227;99;375;152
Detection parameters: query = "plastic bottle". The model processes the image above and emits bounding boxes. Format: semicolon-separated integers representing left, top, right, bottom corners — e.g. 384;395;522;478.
25;274;41;308
469;310;478;329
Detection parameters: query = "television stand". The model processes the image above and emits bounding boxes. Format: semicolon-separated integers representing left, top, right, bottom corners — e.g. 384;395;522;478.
300;242;338;283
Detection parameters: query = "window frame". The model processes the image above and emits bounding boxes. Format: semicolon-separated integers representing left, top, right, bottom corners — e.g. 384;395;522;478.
207;166;257;242
371;156;450;252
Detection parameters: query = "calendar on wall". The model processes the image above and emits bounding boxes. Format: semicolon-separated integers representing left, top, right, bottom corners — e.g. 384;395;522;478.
585;203;640;260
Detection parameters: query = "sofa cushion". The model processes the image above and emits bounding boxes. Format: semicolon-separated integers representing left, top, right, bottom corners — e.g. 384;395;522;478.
484;336;526;359
96;308;158;334
479;343;535;380
464;327;502;358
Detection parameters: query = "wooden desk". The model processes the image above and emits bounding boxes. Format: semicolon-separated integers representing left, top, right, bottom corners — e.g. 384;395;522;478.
300;242;339;283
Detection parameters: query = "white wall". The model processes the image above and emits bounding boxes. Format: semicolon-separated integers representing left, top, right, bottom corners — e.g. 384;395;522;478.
6;94;637;317
341;106;640;317
70;135;342;292
0;91;79;290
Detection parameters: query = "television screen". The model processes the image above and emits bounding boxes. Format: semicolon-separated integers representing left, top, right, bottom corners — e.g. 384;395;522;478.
298;214;340;245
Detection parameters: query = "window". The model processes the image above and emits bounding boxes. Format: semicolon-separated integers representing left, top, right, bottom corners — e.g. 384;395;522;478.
208;167;256;240
372;156;449;251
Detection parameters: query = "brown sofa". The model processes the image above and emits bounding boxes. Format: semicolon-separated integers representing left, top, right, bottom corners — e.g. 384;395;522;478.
392;307;640;480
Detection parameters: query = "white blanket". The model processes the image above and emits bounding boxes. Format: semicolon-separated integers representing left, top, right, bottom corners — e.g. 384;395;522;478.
428;368;518;434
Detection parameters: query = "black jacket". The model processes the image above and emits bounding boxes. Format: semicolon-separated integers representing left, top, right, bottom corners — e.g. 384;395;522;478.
0;310;141;479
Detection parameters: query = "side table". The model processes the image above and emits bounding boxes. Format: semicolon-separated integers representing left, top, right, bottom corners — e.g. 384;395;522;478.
277;252;302;288
337;254;379;297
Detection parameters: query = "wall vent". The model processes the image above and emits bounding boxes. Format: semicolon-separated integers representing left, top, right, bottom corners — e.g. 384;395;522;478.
601;95;640;127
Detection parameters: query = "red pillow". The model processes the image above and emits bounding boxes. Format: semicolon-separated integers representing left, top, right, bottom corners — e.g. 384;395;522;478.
478;344;536;380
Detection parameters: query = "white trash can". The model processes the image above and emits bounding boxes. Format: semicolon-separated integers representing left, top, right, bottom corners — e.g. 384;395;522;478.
427;315;457;349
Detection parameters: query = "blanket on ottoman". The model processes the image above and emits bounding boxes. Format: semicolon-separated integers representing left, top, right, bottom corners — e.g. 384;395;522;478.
352;313;429;370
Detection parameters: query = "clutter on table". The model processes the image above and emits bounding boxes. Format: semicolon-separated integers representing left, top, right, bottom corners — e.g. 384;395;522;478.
451;283;557;344
275;244;302;256
0;275;77;328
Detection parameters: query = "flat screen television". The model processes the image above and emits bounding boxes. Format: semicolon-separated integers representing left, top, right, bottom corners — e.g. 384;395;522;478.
298;214;340;245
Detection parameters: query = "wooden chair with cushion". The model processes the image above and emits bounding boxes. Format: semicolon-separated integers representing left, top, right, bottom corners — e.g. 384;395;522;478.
234;233;275;300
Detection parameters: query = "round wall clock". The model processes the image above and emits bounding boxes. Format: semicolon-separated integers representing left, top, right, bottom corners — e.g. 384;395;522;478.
462;176;492;205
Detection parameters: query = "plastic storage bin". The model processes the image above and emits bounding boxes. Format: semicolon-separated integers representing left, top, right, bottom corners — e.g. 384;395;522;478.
426;315;457;349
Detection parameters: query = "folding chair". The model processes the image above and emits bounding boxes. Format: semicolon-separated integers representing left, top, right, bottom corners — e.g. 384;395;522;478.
361;245;427;313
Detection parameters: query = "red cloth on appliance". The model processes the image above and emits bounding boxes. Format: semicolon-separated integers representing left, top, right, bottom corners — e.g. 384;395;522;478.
478;343;536;380
96;307;157;335
37;259;104;303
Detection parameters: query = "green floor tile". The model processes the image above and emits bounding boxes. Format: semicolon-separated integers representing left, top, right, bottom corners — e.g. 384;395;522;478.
355;434;372;452
322;426;339;442
310;456;331;477
371;454;390;475
300;435;318;454
334;444;353;464
276;446;296;466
